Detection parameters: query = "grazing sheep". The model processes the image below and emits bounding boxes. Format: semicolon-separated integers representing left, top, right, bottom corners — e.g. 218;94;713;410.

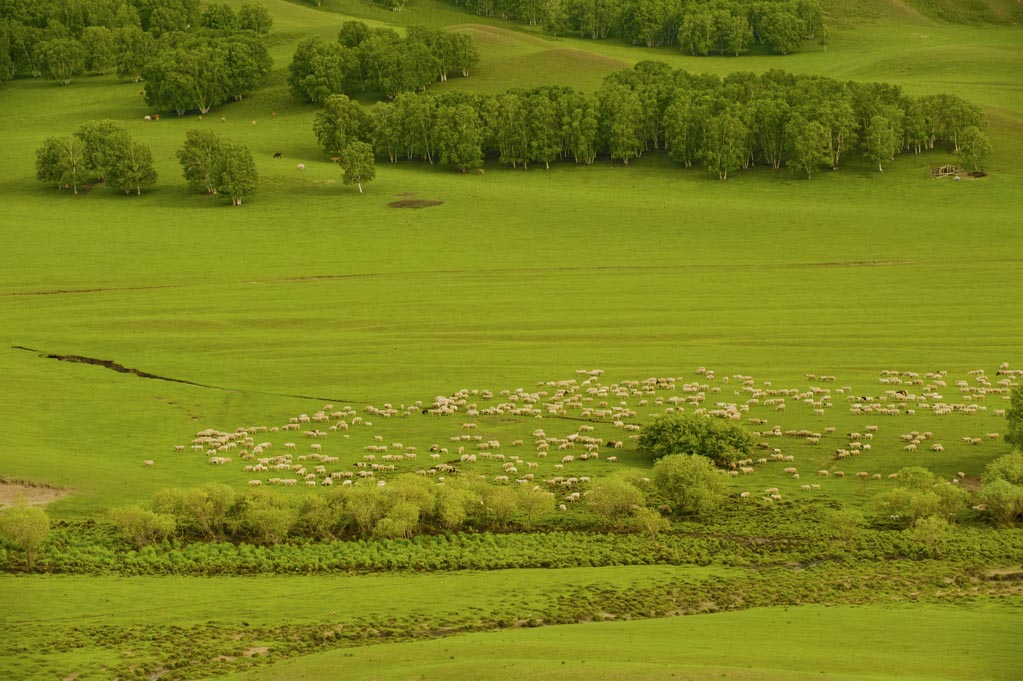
296;163;305;170
143;460;154;467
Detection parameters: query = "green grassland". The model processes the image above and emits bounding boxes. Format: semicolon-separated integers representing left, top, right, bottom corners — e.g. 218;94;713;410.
1;0;1022;678
222;600;1023;681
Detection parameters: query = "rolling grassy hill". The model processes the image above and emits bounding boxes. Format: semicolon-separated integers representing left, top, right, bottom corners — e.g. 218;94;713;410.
1;0;1021;679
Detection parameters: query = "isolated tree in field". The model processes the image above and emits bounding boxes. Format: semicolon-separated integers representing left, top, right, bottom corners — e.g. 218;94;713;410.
177;129;223;194
212;140;258;205
651;453;725;516
0;498;49;570
865;114;899;172
785;113;831;178
230;3;268;33
957;126;991;172
109;505;175;548
639;413;753;467
340;141;375;193
39;38;84;84
36;135;86;194
106;140;157;195
314;94;371;156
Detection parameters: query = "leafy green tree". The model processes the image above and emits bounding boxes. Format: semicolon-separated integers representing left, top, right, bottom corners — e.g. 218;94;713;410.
314;94;371;156
957;125;991;172
74;119;130;180
36;135;86;194
761;9;805;54
723;14;753;56
106;139;157;195
238;2;273;33
80;26;116;74
0;498;49;570
212;139;258;206
451;32;479;77
819;96;858;168
222;31;273;101
516;485;554;529
483;485;519;529
599;84;644;165
109;505;175;548
864;114;899;172
238;491;296;545
749;97;788;169
0;27;13;85
651;454;725;516
491;93;528;168
177;128;222;194
200;3;237;31
526;93;561;169
664;91;707;168
701;110;749;180
345;484;387;538
437;102;484;172
632;505;670;542
373;501;420;539
677;12;714;56
563;92;599;164
824;508;864;540
983;451;1023;486
876;467;968;527
1006;387;1023;450
785;113;831;178
587;475;645;529
434;483;478;531
288;36;355;103
639;413;753;467
337;20;371;48
978;479;1023;527
39;37;84;84
114;26;154;83
144;45;231;115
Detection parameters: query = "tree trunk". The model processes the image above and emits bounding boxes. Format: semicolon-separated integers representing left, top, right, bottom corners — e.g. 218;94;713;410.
357;182;363;193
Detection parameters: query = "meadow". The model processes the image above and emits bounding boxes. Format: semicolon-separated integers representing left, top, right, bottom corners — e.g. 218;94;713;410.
1;0;1022;678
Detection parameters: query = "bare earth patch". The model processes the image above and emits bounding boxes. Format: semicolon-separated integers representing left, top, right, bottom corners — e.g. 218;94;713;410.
0;478;72;507
388;199;443;209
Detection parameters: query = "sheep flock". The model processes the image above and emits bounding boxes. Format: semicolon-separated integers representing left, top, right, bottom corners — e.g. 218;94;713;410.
157;363;1020;506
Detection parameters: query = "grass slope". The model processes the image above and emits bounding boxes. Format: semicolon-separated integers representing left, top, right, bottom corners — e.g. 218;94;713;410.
221;600;1023;681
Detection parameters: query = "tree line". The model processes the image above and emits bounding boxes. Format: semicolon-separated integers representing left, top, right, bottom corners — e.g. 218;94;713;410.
288;21;479;104
444;0;827;54
0;0;273;112
312;62;991;179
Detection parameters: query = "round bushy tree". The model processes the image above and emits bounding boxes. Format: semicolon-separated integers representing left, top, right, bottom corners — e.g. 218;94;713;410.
638;413;753;467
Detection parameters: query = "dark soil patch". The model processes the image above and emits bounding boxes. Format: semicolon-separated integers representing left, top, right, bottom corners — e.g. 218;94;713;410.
388;199;443;209
969;171;987;178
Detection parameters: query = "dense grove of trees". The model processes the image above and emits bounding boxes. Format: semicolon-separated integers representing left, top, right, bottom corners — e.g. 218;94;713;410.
36;119;156;194
444;0;827;54
0;0;272;115
311;62;989;179
288;22;479;103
